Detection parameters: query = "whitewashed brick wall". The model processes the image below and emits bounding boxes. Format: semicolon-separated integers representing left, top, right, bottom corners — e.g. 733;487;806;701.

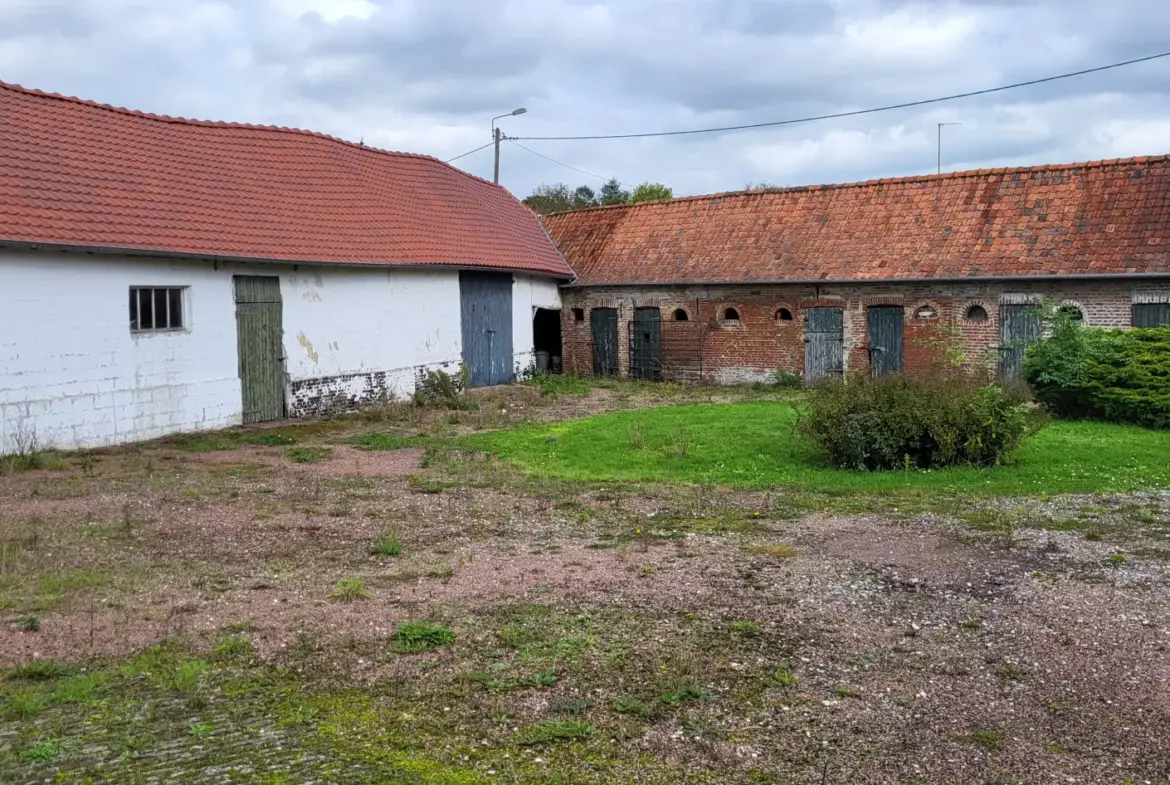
0;249;565;452
0;250;242;453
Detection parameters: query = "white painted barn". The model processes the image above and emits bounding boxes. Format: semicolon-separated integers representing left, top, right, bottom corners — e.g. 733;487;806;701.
0;81;573;454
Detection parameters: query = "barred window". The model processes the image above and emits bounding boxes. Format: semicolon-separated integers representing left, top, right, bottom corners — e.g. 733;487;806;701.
130;287;186;332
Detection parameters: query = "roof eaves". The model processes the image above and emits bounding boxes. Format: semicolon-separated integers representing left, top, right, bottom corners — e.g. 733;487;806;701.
0;239;575;280
565;272;1170;287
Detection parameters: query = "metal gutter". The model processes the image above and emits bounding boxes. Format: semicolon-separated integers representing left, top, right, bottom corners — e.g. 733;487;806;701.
0;239;576;281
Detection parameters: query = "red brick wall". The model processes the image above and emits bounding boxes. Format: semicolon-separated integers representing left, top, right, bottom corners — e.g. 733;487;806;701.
559;279;1170;382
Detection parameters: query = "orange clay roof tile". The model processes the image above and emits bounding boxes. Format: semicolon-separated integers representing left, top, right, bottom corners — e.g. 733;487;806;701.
0;81;572;278
545;156;1170;285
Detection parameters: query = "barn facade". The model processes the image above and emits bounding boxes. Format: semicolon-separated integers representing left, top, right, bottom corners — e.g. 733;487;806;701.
545;157;1170;384
0;82;572;453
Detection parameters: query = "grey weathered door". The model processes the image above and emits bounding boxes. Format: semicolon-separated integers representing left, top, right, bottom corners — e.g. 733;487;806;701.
804;307;844;384
630;307;662;380
591;308;619;377
460;272;514;387
998;304;1043;380
867;306;904;376
234;276;285;424
1133;303;1170;327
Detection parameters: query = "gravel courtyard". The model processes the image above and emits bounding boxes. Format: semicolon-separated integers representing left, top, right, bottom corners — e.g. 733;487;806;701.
2;383;1168;784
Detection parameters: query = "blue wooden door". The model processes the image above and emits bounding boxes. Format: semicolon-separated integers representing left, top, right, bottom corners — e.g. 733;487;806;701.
460;272;514;387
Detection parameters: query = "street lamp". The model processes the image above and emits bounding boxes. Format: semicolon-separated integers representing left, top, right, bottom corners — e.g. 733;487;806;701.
491;108;527;184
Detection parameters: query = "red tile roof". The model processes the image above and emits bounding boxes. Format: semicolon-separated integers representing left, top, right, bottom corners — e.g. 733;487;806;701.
545;156;1170;285
0;81;572;278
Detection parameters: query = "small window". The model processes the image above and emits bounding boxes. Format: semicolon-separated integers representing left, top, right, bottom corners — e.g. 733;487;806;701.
1057;304;1084;322
776;308;793;322
914;304;938;320
722;307;740;322
130;287;185;332
572;308;584;323
672;308;689;322
965;305;989;322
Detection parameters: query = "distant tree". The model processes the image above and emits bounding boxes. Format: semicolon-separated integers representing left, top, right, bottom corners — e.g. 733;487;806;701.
522;183;576;215
745;181;781;190
630;182;673;204
599;177;631;205
572;185;598;209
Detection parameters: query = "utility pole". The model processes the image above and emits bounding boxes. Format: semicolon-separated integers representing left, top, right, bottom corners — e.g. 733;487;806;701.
940;122;959;174
490;108;527;185
493;127;503;184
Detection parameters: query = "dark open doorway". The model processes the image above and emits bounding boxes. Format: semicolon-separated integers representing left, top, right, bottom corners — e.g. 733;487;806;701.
533;308;563;373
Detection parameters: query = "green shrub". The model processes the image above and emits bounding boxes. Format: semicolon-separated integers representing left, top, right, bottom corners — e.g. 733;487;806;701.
1024;315;1170;428
799;371;1039;470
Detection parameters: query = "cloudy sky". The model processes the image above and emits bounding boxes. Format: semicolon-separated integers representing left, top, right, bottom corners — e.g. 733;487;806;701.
3;0;1170;198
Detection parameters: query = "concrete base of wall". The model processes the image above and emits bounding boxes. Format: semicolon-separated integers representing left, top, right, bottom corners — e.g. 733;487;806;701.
288;361;463;416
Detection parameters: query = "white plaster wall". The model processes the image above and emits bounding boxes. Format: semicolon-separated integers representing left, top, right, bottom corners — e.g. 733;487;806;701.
0;249;566;451
0;249;242;453
512;274;563;374
275;265;465;408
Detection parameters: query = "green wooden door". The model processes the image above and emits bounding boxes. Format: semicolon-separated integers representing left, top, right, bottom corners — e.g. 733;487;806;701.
630;307;663;380
590;308;619;377
234;276;285;423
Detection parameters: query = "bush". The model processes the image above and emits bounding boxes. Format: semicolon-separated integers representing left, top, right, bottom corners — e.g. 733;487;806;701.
1024;316;1170;429
799;372;1039;470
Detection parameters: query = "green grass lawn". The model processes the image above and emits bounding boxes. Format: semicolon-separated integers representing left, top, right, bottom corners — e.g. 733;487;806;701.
466;402;1170;495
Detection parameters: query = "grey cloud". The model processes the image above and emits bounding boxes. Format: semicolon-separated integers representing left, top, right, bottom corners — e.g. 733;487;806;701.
1;0;1169;200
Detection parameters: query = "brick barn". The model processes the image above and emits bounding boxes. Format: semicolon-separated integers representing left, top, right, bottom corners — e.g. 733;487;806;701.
544;156;1170;384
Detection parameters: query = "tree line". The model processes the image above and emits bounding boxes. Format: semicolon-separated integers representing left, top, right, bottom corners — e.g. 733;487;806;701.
522;178;673;215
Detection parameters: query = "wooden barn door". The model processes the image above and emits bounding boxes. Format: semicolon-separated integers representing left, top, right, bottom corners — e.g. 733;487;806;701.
1133;303;1170;327
804;307;845;384
590;308;619;376
629;307;662;380
998;304;1042;380
867;306;904;375
234;276;286;424
460;272;514;387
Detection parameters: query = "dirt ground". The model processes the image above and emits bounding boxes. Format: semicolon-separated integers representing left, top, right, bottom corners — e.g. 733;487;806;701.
2;382;1169;784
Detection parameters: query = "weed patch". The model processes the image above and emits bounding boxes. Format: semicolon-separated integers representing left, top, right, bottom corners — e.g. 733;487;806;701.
391;621;454;654
286;446;333;464
961;728;1007;751
330;576;369;603
349;433;426;451
515;719;594;746
370;533;404;557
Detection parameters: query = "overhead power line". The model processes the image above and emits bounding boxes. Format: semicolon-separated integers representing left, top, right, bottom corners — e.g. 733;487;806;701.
511;51;1170;142
506;139;617;184
445;141;494;163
